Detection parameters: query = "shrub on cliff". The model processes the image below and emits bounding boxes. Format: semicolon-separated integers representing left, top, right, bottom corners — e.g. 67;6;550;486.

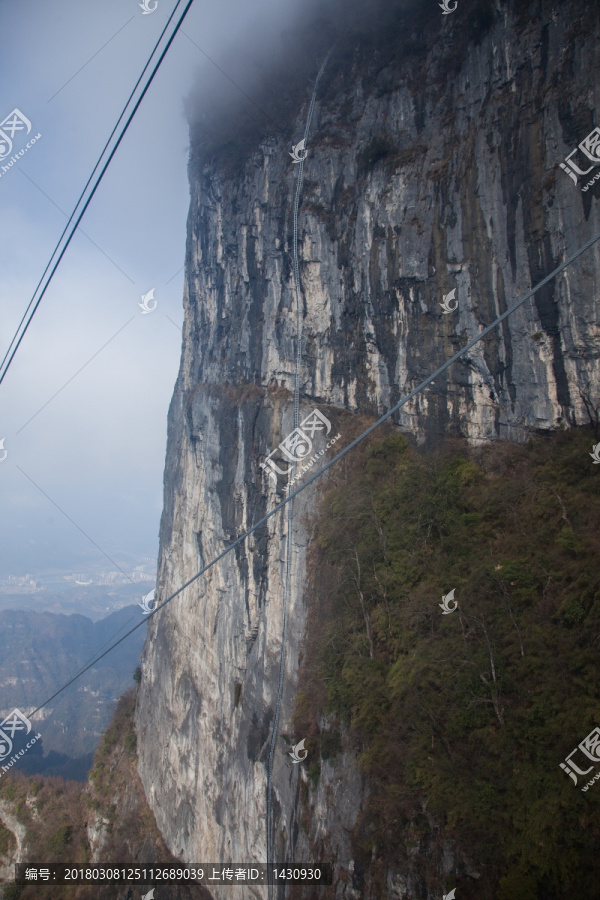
296;427;600;899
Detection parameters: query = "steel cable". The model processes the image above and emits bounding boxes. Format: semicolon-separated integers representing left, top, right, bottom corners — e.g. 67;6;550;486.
0;0;196;386
25;230;600;718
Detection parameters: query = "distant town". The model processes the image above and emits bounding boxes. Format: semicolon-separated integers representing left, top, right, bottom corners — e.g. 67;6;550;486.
1;563;156;594
0;559;157;619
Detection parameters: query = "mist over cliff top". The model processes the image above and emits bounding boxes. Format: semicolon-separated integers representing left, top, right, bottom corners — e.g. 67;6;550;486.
185;0;497;174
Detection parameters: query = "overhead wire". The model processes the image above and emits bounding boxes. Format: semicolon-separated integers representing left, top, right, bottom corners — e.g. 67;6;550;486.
2;0;194;732
24;226;600;721
8;12;345;735
0;0;196;387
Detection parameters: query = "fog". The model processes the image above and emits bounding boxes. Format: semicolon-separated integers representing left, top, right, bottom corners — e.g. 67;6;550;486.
0;0;310;582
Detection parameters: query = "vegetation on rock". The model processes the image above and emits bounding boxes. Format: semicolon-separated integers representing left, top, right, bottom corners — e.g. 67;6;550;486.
0;685;205;900
294;427;600;899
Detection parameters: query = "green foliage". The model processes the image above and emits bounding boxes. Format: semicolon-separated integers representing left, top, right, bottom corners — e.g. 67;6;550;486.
561;599;586;627
320;728;342;760
0;781;18;802
0;687;183;899
303;429;600;897
133;666;142;684
307;762;321;787
47;824;72;857
498;871;539;900
0;823;15;855
556;526;585;554
29;780;42;797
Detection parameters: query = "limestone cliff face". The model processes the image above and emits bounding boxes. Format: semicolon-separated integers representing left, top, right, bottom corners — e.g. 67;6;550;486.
136;0;600;896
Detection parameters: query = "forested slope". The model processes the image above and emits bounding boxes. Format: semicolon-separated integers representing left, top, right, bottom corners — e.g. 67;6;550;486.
293;426;600;899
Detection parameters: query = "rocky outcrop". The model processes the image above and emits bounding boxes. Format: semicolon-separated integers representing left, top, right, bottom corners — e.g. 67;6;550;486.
136;0;600;896
0;799;26;883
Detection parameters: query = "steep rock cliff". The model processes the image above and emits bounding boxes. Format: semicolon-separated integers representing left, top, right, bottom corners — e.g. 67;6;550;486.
136;0;600;896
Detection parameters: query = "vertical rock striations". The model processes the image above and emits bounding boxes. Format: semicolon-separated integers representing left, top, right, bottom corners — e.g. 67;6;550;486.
136;0;600;895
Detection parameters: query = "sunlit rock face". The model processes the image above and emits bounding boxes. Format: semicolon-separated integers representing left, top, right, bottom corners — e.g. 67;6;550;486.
136;0;600;895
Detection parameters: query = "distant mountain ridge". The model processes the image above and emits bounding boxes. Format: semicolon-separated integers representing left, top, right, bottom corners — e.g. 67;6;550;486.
0;605;146;779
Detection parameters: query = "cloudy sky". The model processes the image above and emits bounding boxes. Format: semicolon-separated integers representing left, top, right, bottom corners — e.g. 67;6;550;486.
0;0;296;582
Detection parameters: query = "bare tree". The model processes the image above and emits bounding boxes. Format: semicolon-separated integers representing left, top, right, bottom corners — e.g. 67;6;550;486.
454;612;505;728
351;547;375;659
491;575;525;658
